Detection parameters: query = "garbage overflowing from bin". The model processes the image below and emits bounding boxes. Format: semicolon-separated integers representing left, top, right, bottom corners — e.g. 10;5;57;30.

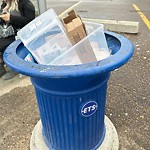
4;8;134;150
17;9;111;66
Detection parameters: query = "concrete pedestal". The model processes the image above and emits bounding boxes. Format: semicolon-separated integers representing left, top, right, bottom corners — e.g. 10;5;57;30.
30;116;119;150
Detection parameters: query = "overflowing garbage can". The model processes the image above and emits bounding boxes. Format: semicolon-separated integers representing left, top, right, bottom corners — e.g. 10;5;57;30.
4;25;134;150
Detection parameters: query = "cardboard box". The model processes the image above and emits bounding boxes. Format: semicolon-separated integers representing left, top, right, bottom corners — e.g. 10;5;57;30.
63;11;86;44
62;10;97;63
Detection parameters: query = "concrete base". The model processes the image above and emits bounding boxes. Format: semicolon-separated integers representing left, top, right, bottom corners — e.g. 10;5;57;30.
30;116;119;150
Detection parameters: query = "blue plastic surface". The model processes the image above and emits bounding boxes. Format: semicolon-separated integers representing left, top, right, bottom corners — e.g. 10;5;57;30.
4;31;134;150
35;74;109;150
4;31;133;79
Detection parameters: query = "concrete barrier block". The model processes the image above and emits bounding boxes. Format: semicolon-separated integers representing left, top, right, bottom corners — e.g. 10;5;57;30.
83;18;139;33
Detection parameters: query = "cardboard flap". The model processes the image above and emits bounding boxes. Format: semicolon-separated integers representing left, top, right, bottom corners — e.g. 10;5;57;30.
63;11;77;24
72;18;82;28
68;10;76;16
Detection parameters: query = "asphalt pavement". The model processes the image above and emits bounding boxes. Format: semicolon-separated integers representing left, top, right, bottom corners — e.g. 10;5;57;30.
0;0;149;150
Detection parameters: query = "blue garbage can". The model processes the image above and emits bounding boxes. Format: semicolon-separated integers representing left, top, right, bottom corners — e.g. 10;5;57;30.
4;31;134;150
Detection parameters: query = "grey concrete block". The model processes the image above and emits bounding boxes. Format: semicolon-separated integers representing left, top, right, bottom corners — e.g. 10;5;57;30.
83;18;139;34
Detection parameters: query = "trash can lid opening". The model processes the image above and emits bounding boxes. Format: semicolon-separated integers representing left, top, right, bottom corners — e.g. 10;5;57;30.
4;31;134;78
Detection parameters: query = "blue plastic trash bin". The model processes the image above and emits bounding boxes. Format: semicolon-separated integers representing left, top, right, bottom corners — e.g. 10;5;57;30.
4;30;134;150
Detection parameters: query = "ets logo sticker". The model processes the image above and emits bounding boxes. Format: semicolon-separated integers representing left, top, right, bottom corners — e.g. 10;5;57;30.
81;101;98;117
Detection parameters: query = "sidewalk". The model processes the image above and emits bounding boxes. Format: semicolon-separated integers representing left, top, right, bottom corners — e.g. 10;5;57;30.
0;75;31;96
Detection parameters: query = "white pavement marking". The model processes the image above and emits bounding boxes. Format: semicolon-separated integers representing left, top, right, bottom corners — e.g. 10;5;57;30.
59;1;82;18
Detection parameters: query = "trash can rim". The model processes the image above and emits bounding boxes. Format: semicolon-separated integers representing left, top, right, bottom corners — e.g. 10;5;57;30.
4;31;134;78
